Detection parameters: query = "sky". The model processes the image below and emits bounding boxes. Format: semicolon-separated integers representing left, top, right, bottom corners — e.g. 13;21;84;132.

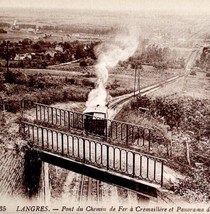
0;0;210;13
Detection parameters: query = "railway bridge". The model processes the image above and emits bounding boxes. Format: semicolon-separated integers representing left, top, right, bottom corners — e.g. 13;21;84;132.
21;120;167;199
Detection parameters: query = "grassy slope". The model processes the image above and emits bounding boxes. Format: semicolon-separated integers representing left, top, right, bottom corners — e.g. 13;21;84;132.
115;71;210;203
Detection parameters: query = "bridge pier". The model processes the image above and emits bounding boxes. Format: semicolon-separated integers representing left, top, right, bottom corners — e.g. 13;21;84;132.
23;148;42;198
42;162;51;204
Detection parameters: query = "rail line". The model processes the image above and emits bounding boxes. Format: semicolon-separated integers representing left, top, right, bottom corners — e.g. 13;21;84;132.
77;174;149;203
77;175;102;202
109;73;185;109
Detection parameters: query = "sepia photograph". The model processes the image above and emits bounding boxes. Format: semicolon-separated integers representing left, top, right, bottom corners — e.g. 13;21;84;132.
0;0;210;213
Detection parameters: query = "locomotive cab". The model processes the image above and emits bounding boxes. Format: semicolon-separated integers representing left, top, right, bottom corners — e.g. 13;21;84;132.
83;105;107;136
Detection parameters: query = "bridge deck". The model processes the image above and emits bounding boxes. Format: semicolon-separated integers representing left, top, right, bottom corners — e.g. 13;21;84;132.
40;150;159;198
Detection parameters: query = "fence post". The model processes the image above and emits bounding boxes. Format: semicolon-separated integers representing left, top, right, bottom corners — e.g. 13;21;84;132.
110;121;113;139
43;106;46;121
132;152;135;177
52;131;54;150
104;119;107;140
68;111;70;130
21;100;24;118
185;141;191;166
55;108;57;124
35;104;38;120
51;107;53;124
47;106;49;123
59;109;62;125
83;139;86;163
21;122;26;134
148;129;151;152
40;105;42;121
72;112;74;128
81;114;84;130
107;145;109;170
41;128;44;149
161;161;164;187
61;133;64;155
3;102;6;112
126;124;129;146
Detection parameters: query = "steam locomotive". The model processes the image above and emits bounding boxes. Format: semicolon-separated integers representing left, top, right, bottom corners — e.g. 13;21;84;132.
83;105;108;136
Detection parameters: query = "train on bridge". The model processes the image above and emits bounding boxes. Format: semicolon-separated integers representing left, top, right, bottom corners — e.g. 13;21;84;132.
35;101;154;149
83;105;108;136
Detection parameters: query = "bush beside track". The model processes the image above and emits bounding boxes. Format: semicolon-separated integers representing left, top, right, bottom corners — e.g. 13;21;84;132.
115;94;210;202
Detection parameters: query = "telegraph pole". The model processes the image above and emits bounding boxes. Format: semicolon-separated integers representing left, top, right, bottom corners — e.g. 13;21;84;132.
134;63;141;98
134;64;137;97
6;41;9;72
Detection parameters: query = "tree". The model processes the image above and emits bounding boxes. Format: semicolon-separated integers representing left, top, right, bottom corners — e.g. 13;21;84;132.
153;61;168;71
63;41;71;50
75;44;86;59
32;43;41;52
22;38;32;46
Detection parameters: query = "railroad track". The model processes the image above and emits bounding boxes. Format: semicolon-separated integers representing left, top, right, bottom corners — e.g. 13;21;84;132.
78;177;144;204
109;73;185;110
78;175;102;202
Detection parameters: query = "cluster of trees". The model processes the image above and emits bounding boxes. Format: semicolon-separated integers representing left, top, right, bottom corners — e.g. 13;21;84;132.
0;21;112;35
121;43;185;71
39;24;112;35
0;29;7;34
0;37;186;70
196;47;210;71
0;39;100;69
130;95;210;138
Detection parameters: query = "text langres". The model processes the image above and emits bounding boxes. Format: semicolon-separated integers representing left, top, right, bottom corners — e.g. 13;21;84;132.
16;206;49;212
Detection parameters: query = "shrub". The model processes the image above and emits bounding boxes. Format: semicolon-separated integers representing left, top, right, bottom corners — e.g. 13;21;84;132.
123;95;210;134
206;73;210;77
65;77;75;84
107;79;120;90
27;75;36;87
129;95;184;128
109;88;133;97
80;59;88;67
81;78;94;88
4;70;16;83
0;66;4;73
190;71;196;75
174;170;210;202
13;72;28;84
3;70;28;84
0;73;5;91
83;72;96;78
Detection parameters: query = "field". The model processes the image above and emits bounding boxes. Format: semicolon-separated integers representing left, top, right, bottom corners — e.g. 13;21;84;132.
0;64;182;112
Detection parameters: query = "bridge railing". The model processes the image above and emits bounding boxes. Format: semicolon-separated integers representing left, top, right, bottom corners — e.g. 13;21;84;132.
0;99;35;113
21;121;165;187
35;103;154;151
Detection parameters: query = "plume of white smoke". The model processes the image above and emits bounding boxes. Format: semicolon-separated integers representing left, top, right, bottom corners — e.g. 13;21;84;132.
86;27;139;108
